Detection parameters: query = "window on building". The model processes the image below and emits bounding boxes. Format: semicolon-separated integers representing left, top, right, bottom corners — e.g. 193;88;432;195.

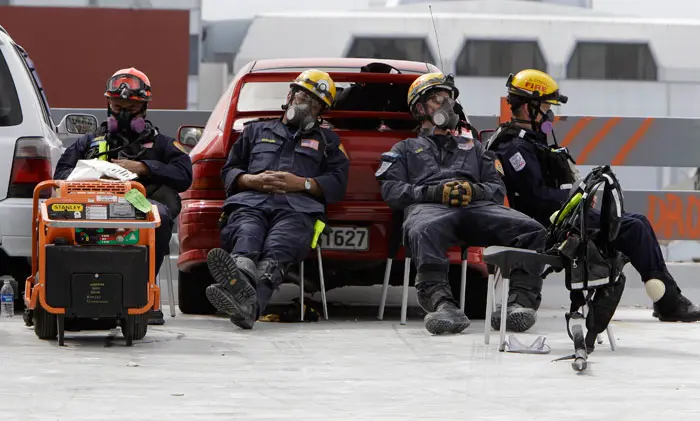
456;40;546;77
189;34;200;76
567;42;657;81
346;37;435;64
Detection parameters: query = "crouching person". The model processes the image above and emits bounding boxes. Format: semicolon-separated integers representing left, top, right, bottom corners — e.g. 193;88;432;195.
206;69;350;329
376;72;548;335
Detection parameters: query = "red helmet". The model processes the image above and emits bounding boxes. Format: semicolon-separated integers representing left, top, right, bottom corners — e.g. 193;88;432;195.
104;67;152;102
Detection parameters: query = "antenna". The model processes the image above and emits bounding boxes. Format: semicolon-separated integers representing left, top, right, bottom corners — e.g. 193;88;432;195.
428;4;445;71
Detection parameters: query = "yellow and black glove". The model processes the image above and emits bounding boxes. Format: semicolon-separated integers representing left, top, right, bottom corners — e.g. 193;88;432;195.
426;181;476;207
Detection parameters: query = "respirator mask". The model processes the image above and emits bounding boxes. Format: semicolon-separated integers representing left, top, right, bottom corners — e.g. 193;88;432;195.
537;108;556;134
429;96;460;130
107;109;146;135
285;89;318;132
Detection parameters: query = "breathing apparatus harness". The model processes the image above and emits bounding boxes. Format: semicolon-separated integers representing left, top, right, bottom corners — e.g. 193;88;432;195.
541;165;629;351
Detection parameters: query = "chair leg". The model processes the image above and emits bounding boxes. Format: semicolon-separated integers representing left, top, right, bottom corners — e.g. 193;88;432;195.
484;269;497;345
400;257;411;325
165;255;176;317
378;258;393;320
498;276;510;352
460;258;467;312
300;261;305;322
606;325;617;351
316;246;328;320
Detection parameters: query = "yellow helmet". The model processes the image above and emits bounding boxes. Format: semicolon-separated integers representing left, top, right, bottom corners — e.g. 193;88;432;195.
290;69;337;108
506;69;567;105
407;72;459;109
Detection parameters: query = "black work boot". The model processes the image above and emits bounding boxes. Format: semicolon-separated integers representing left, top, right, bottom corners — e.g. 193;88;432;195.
205;248;259;329
416;271;470;335
491;270;542;333
491;292;539;333
651;284;700;322
256;259;283;316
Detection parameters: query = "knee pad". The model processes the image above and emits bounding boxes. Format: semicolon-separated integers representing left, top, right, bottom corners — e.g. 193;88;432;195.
586;273;626;336
645;278;666;302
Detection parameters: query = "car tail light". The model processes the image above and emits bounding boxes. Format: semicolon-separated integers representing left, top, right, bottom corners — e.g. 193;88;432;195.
8;137;52;198
191;159;224;191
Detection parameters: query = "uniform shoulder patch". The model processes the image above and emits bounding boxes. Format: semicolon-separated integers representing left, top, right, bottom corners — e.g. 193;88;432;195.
375;160;393;178
338;143;349;159
494;158;504;176
381;151;400;161
508;152;527;172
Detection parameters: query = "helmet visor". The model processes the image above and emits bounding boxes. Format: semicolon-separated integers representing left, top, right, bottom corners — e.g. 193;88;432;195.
106;74;150;100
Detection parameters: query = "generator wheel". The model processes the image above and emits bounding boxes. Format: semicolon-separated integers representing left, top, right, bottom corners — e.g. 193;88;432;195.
122;316;134;347
34;306;58;340
23;308;34;327
132;313;148;340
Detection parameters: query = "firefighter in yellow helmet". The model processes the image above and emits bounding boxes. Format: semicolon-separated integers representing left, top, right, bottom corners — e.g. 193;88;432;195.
205;69;349;330
376;71;547;335
486;69;700;337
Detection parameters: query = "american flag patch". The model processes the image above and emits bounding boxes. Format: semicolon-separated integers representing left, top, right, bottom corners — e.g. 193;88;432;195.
301;139;320;151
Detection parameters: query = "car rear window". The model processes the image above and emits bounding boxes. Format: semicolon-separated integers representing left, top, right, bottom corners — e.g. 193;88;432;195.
236;81;351;112
0;50;22;127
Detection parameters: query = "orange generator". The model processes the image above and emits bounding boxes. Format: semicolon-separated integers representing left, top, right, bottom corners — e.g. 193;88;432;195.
23;180;161;346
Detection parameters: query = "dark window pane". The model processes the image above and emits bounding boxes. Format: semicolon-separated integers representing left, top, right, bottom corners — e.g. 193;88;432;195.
456;40;546;77
567;42;657;81
346;37;435;64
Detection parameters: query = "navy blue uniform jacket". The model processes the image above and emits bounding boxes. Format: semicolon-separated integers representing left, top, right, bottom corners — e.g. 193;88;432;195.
53;129;193;194
221;119;350;214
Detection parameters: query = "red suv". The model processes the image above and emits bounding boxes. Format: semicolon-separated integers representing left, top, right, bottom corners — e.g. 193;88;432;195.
176;58;488;316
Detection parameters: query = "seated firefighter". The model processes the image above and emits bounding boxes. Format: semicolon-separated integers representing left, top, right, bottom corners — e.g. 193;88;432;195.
53;67;193;325
205;69;350;330
486;68;700;329
375;72;548;335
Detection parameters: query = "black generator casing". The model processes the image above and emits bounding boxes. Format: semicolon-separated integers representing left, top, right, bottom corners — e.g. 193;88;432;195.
45;245;149;318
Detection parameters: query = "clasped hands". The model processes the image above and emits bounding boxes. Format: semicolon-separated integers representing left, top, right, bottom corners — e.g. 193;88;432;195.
242;171;306;194
427;180;480;207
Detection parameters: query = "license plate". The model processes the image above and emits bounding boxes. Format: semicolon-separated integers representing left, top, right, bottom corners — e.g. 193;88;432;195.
318;226;369;251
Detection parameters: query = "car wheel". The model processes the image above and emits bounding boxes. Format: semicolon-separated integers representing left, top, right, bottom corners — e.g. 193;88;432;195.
178;265;217;315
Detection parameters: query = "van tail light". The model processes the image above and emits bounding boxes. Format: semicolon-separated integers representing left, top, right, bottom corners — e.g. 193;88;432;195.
191;159;224;190
8;137;52;198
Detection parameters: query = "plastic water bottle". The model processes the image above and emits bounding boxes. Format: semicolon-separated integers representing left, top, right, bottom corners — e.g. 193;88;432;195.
1;279;14;318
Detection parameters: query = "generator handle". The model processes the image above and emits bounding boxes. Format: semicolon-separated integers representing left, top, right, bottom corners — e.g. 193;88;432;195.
30;180;60;281
43;220;160;229
39;203;161;229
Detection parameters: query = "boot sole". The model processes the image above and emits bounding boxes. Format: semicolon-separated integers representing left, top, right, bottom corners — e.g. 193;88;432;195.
425;314;470;335
655;314;700;322
491;310;537;333
206;249;257;306
205;285;254;330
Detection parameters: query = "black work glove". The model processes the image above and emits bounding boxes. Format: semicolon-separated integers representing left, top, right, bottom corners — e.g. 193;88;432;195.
426;181;480;207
